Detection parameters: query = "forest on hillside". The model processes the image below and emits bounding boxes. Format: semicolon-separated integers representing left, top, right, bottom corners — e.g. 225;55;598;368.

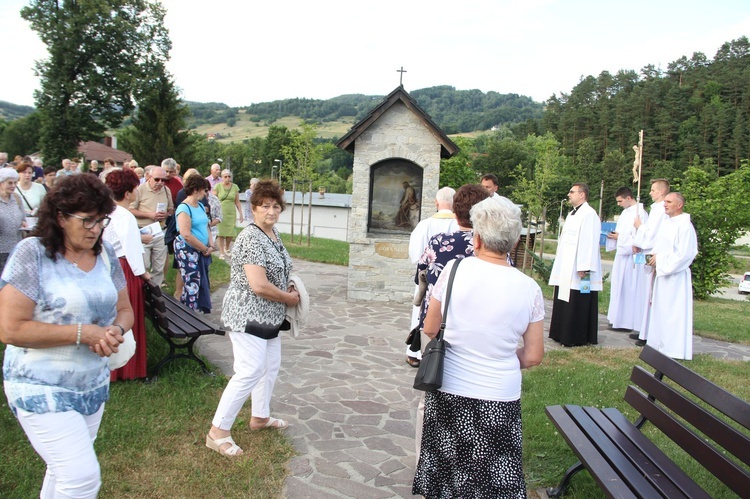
186;87;544;134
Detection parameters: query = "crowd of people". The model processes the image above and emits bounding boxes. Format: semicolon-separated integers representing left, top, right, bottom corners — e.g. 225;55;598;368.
0;152;272;496
0;147;701;496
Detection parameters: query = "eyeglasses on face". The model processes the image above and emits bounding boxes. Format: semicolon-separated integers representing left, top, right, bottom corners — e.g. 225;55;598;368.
152;177;166;182
65;213;111;229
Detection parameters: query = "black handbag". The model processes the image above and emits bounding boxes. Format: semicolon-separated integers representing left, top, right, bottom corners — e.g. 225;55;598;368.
244;318;291;340
413;258;461;392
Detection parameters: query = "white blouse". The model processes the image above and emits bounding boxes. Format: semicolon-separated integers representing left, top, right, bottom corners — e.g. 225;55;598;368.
102;204;146;276
432;257;545;402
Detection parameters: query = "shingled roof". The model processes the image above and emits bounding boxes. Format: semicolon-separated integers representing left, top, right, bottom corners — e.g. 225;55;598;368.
336;86;459;159
77;140;133;165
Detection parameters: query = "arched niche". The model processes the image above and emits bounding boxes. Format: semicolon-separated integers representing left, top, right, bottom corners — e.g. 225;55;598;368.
368;158;423;234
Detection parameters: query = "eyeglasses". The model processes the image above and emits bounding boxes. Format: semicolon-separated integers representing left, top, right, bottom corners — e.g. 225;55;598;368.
152;177;166;182
66;213;111;229
568;190;582;194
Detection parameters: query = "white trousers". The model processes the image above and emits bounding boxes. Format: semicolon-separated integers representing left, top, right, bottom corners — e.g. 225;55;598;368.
212;332;281;430
16;405;105;499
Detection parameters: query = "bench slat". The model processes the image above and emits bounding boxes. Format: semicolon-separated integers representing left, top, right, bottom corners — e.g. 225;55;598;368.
162;296;215;335
625;386;750;496
585;406;697;499
545;405;640;498
599;408;710;499
639;346;750;430
565;405;662;496
631;366;750;466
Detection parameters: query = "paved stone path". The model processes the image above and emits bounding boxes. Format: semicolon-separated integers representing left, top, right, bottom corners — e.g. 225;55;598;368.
197;259;750;498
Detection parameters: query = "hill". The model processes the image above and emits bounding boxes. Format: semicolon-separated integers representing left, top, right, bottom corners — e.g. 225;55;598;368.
0;101;35;122
186;86;544;140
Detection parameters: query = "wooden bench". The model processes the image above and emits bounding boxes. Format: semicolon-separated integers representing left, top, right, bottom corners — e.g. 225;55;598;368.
143;280;225;377
545;345;750;498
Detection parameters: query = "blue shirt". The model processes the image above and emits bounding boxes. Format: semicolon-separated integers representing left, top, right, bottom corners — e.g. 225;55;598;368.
1;238;126;415
175;201;210;246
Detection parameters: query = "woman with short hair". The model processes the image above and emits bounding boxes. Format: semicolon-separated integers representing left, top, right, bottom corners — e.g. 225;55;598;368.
0;174;134;497
412;197;545;498
206;179;299;457
0;168;26;273
15;160;47;220
175;175;215;313
103;168;151;380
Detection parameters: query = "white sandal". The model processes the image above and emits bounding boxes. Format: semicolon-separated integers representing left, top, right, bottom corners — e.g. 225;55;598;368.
250;417;289;431
206;434;243;457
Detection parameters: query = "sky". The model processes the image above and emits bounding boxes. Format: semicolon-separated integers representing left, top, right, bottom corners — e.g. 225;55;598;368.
2;0;750;108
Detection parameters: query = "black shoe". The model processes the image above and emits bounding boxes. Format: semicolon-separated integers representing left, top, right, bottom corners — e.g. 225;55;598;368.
635;339;646;347
629;333;640;340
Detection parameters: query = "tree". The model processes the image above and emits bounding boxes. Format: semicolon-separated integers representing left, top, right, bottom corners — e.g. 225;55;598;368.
0;112;42;158
676;160;750;299
281;122;320;189
21;0;170;166
117;63;191;166
438;136;478;188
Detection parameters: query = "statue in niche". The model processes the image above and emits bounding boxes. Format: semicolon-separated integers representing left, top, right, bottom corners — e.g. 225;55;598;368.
395;181;419;228
368;159;422;233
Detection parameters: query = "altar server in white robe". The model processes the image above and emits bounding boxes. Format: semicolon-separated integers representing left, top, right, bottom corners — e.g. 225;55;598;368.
642;192;697;360
606;187;648;330
632;178;670;343
549;183;602;346
405;186;458;366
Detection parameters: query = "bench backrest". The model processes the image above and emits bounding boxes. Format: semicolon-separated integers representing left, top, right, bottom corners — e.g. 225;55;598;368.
626;345;750;496
143;280;169;331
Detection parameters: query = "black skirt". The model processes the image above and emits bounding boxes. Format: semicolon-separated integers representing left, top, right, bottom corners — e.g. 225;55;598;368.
413;391;526;498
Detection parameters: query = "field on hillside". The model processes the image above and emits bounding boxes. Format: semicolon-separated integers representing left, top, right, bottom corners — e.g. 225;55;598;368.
192;110;357;142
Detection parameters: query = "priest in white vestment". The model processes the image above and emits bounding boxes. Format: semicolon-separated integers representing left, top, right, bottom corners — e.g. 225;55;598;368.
642;192;698;360
632;179;670;343
606;187;648;330
549;183;602;346
406;186;458;367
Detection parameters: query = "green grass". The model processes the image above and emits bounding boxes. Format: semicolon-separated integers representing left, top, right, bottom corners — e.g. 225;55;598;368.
0;256;292;498
522;348;750;497
2;238;748;497
279;233;349;266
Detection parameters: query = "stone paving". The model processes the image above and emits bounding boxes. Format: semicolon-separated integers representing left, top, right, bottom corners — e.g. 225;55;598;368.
197;259;750;499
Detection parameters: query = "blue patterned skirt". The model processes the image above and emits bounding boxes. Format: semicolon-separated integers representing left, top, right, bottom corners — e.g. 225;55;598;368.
174;237;212;313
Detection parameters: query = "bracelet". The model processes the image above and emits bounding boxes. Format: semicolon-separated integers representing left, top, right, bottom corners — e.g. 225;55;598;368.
113;323;126;335
76;323;82;348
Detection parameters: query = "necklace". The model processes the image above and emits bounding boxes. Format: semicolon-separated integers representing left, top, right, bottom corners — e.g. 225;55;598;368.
65;248;89;267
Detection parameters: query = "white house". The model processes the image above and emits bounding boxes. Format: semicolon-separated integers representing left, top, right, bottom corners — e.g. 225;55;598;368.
239;191;351;242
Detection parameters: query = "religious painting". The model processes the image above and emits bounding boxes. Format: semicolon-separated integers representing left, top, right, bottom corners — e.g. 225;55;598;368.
368;159;423;234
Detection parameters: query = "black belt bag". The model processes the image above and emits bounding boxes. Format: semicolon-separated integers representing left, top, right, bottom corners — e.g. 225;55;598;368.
244;319;291;339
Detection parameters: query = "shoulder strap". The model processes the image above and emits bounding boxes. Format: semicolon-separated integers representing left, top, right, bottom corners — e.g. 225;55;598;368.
15;187;33;210
437;258;462;341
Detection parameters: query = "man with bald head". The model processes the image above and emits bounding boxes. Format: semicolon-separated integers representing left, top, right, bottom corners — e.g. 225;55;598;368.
206;163;222;190
641;192;697;360
631;178;670;345
129;166;174;286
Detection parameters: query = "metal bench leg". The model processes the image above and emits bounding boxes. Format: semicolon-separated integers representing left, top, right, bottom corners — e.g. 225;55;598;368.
546;461;585;497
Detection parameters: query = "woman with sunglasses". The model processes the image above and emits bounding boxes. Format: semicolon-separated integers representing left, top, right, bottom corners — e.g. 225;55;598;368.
0;174;134;497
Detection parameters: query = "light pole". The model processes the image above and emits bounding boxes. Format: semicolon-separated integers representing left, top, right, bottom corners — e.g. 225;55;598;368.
273;159;282;186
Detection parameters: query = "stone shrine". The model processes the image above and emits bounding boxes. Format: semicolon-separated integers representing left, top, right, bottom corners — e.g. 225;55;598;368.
336;86;458;301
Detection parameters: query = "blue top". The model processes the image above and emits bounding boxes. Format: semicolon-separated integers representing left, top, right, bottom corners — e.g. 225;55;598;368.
1;238;126;415
175;201;209;246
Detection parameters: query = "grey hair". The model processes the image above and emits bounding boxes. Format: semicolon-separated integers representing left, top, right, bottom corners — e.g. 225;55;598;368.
161;157;177;169
250;177;259;187
221;169;232;179
435;186;456;207
470;197;522;254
